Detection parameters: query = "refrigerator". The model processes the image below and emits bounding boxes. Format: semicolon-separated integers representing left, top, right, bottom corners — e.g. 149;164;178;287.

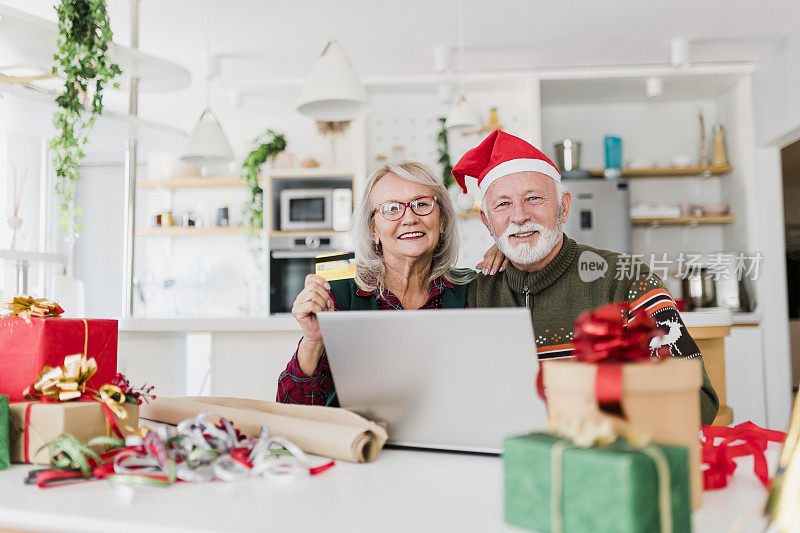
562;179;631;253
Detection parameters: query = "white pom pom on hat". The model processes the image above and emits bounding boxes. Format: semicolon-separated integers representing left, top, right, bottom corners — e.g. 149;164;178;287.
456;192;476;211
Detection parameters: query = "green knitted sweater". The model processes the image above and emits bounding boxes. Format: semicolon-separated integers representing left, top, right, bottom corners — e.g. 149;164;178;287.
466;235;720;425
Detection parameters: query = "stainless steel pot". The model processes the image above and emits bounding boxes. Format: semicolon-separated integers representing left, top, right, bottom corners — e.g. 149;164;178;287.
682;268;717;310
553;139;582;172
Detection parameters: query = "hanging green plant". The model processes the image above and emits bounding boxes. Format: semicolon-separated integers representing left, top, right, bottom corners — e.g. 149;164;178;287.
240;129;287;260
436;117;455;187
50;0;122;241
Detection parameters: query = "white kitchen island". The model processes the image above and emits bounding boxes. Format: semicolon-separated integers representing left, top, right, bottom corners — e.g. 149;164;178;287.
117;317;302;402
116;309;759;418
0;445;781;533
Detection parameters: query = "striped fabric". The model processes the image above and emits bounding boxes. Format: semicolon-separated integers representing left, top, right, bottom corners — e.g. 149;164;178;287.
536;274;701;361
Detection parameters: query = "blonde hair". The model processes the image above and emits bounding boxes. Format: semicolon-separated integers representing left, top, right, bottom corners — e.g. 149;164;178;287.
351;161;475;294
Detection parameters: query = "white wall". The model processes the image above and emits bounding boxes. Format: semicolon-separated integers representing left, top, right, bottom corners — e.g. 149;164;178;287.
749;31;800;429
541;100;718;170
752;147;794;430
753;28;800;148
365;86;536;267
0;93;63;297
716;77;759;254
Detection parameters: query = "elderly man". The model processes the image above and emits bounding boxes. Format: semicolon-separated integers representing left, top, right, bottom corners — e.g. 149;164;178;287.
455;131;719;425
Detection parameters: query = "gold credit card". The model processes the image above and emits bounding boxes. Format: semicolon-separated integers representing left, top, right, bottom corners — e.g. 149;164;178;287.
315;252;356;281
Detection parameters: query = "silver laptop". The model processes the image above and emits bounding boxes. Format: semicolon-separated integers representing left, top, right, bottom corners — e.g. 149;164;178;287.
317;307;548;453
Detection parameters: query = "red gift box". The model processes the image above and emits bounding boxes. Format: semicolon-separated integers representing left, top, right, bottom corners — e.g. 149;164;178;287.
0;318;118;401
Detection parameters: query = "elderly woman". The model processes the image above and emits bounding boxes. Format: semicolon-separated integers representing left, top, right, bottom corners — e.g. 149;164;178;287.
276;161;484;406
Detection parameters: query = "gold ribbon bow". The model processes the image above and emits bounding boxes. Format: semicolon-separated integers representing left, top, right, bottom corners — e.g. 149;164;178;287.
97;383;136;435
23;352;98;401
1;296;64;324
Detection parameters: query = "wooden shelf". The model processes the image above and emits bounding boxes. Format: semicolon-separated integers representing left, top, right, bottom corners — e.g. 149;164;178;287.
458;210;483;218
138;177;246;189
588;165;732;178
136;226;244;236
632;215;735;226
269;230;347;237
269;168;354;179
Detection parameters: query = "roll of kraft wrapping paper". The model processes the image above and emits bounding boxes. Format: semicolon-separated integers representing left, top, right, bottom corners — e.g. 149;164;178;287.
140;396;388;463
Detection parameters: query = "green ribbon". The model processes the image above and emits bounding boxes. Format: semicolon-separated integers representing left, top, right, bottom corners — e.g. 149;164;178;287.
36;434;124;476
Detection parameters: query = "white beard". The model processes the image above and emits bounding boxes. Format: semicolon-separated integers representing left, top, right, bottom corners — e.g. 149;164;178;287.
490;214;563;266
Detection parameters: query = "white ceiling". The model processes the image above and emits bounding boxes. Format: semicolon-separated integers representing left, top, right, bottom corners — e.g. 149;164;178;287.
3;0;800;129
7;0;800;75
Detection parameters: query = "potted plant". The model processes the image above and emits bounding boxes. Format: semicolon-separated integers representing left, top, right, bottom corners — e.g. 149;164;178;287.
50;0;121;242
240;129;287;262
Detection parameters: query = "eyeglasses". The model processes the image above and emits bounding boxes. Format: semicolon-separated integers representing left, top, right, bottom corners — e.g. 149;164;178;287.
371;196;437;221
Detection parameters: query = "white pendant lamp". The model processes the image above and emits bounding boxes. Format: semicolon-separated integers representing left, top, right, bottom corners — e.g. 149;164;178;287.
181;2;234;166
297;40;367;122
446;0;478;132
447;94;479;131
181;107;234;164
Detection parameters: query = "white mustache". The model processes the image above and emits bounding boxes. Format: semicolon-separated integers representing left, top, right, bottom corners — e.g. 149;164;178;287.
502;221;546;238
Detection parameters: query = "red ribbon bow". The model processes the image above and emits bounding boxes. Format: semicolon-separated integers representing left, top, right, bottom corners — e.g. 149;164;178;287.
572;303;660;417
701;421;787;490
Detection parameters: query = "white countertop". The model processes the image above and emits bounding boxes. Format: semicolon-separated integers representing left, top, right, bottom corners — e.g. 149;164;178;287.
680;308;734;328
118;316;301;333
0;445;780;533
731;311;762;325
119;309;741;333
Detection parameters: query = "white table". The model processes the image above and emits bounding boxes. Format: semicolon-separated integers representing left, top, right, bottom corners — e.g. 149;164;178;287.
0;446;780;533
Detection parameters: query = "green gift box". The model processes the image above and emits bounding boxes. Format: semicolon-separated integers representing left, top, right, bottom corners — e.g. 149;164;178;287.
504;432;692;533
0;396;9;470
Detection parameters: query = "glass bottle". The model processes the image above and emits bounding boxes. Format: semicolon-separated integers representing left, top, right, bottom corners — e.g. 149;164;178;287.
711;123;728;168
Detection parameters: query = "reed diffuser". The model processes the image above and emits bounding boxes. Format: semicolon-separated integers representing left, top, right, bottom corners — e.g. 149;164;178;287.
7;165;28;250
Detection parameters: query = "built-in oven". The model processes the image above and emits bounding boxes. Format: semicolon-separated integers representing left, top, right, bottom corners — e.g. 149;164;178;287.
269;234;351;314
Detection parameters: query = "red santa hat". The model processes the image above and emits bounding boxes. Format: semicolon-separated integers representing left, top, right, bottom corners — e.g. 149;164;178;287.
452;130;561;198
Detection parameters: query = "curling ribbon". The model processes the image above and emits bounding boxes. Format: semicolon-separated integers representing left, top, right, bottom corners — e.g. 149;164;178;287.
30;416;336;489
27;434;126;486
701;421;787;490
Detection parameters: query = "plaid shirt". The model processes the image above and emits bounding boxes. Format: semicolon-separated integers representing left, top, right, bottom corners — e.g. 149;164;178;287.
276;277;455;406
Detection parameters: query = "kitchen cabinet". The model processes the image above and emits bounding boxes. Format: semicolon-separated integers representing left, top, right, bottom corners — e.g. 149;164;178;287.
689;324;733;425
724;325;768;426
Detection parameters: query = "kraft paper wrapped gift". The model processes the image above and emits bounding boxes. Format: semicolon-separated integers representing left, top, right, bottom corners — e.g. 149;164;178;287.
140;396;388;463
543;357;703;510
504;432;692;533
0;396;9;470
8;401;139;464
0;318;118;401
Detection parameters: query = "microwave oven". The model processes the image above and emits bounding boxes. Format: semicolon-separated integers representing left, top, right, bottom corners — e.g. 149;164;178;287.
280;188;352;232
